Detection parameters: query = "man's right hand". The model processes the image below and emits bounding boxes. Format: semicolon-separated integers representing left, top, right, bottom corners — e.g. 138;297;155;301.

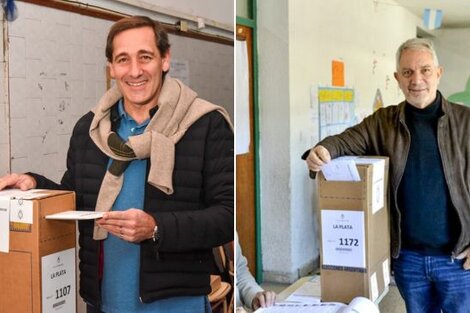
252;290;276;309
0;173;37;191
305;145;331;172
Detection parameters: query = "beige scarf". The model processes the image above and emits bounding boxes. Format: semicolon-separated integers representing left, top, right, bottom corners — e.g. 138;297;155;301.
89;76;233;240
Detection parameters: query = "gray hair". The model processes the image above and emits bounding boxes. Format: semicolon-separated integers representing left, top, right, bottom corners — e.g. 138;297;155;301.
395;38;439;70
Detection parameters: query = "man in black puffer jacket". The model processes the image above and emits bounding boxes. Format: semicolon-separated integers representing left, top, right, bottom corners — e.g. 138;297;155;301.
0;16;233;313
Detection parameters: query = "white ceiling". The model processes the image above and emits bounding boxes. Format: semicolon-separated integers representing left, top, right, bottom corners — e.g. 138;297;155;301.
394;0;470;28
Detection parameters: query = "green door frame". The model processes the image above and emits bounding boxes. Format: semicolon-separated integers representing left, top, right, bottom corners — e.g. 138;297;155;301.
236;0;262;282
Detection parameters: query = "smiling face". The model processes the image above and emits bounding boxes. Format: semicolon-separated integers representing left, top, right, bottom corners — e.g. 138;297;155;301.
394;48;442;109
108;26;170;113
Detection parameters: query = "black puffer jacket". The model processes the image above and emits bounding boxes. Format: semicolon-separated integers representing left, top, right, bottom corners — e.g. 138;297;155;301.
30;107;234;307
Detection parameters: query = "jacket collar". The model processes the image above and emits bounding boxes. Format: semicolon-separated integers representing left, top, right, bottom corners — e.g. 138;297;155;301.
398;90;447;121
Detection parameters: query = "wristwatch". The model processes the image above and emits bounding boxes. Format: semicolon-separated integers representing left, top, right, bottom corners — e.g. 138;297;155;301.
152;225;160;242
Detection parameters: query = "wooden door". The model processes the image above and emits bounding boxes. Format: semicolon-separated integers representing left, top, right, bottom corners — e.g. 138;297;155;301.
236;24;257;276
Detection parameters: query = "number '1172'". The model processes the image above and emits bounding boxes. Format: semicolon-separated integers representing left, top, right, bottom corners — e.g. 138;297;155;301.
339;238;359;246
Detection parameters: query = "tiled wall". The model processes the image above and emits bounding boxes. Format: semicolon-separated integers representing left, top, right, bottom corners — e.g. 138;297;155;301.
7;2;111;182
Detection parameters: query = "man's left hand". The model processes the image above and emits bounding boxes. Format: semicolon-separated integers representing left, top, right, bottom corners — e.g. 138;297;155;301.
96;209;156;243
456;247;470;270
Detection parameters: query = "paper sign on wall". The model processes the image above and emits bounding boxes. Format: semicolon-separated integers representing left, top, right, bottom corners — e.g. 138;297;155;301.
41;248;76;313
373;88;384;112
235;39;251;155
169;59;190;86
332;60;345;87
321;210;366;270
318;86;355;140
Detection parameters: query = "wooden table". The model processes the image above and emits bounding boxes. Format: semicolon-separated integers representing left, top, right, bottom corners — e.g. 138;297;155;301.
277;275;388;305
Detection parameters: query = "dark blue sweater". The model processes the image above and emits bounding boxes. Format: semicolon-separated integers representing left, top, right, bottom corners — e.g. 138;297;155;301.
398;93;460;255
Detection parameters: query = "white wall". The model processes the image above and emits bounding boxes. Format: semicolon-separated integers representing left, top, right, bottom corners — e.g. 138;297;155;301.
257;0;293;282
258;0;420;283
80;0;233;37
433;28;470;99
131;0;233;26
171;36;234;118
0;15;8;176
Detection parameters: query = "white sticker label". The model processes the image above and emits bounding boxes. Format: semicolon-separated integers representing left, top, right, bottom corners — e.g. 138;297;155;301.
370;272;379;302
41;248;76;313
382;259;390;286
0;198;10;253
321;210;365;269
372;179;384;214
354;158;386;214
354;158;385;183
10;199;33;224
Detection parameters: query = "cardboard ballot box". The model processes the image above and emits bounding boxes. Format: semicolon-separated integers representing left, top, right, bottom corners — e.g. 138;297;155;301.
0;189;76;313
318;156;390;304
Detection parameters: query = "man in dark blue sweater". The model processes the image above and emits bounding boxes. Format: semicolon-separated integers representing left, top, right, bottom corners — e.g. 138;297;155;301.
304;38;470;313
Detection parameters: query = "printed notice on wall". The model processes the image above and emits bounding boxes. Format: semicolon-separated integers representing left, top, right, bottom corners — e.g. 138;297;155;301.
169;59;190;86
318;86;355;140
41;248;76;313
321;210;365;270
235;39;250;154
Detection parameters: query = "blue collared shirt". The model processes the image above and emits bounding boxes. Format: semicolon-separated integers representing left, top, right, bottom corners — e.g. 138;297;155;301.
101;100;208;313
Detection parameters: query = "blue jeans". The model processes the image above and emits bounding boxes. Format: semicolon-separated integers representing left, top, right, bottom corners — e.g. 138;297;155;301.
393;249;470;313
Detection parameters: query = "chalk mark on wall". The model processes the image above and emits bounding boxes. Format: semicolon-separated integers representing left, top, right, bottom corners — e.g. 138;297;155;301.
385;75;391;90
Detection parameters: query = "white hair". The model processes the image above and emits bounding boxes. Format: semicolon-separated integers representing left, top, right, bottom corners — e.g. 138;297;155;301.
395;38;439;70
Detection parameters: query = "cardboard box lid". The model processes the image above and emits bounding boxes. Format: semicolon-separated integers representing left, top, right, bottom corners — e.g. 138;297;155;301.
0;189;72;200
1;189;76;254
320;156;387;182
318;156;388;203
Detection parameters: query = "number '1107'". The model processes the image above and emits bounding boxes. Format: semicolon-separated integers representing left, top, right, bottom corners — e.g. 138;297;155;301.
56;285;71;299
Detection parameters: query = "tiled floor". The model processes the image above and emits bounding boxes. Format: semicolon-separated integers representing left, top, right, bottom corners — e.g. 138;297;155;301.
261;279;406;313
377;284;406;313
